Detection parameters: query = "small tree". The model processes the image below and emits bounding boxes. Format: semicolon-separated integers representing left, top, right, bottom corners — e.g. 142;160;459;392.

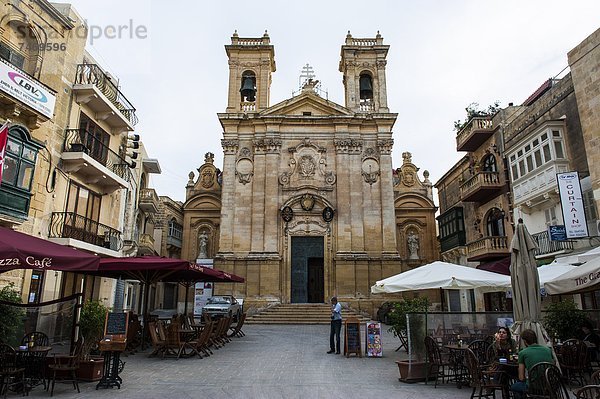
79;299;109;358
543;300;589;341
388;297;430;360
0;284;25;346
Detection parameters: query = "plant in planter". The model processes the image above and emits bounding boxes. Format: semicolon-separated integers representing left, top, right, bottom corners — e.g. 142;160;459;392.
543;300;590;342
78;300;109;381
0;284;25;346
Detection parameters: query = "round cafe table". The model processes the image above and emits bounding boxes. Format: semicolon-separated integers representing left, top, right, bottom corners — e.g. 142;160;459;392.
15;346;52;389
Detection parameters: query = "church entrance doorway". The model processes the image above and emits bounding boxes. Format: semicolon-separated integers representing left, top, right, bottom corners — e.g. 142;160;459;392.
291;236;324;303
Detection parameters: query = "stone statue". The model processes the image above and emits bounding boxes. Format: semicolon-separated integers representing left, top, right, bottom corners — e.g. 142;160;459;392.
407;231;419;260
198;231;209;259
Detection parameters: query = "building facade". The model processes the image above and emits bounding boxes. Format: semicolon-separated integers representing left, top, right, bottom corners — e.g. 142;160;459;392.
180;32;439;316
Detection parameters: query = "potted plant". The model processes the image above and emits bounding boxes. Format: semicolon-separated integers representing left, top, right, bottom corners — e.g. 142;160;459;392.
0;284;25;346
543;300;589;343
77;299;109;381
389;297;432;383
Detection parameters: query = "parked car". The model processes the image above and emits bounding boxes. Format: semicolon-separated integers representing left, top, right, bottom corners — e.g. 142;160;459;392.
376;301;397;324
202;295;242;320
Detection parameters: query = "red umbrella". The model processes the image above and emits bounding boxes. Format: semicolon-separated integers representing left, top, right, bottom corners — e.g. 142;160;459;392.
0;226;100;272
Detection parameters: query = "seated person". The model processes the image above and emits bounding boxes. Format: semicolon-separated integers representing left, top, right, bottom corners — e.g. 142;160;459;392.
492;327;517;359
579;320;600;361
510;329;554;399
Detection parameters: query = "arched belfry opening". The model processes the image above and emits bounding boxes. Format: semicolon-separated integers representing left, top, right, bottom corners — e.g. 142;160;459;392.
359;72;373;101
240;71;256;102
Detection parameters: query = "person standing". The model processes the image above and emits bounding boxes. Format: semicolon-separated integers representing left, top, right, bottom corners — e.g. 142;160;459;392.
328;296;342;354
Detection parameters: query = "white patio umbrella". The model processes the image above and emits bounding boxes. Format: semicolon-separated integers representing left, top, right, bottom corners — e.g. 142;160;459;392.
544;255;600;294
509;220;552;346
370;261;510;294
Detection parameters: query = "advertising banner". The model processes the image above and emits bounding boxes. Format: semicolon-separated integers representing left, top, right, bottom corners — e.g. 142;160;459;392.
0;59;56;119
548;225;567;241
365;321;383;357
193;259;214;316
556;171;589;239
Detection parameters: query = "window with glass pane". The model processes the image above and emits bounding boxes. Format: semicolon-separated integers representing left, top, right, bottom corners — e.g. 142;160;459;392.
1;135;37;190
519;160;526;176
554;141;564;158
534;150;542;167
511;164;519;181
543;144;551;162
526;155;533;172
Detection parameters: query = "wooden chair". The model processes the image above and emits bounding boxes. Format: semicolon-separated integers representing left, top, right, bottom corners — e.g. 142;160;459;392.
525;361;555;399
192;321;214;358
544;364;571;399
228;313;247;338
125;312;141;353
165;323;195;359
464;348;507;399
560;339;588;386
47;337;84;396
390;326;408;353
574;385;600;399
424;335;453;388
0;344;26;399
147;322;168;358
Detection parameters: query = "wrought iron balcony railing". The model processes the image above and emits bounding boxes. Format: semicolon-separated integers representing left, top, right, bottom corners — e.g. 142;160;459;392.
74;63;138;126
532;230;573;257
63;129;132;183
49;212;123;251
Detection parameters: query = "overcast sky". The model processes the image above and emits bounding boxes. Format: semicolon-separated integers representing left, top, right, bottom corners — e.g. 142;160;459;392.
64;0;599;203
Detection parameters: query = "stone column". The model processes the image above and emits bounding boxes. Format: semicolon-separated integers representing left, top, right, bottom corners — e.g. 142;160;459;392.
378;138;397;252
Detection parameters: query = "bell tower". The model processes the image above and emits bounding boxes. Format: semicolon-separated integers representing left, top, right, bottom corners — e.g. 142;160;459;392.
339;31;389;113
225;31;276;113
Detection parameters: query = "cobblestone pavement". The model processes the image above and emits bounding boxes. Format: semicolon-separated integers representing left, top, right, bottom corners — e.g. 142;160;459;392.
29;324;469;399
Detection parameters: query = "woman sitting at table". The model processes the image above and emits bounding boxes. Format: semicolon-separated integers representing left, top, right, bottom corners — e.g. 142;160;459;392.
492;327;517;359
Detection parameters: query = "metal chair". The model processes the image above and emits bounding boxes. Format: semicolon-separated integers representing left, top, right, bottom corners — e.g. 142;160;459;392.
0;344;26;399
464;348;507;399
20;331;49;347
560;339;588;386
574;385;600;399
544;364;571;399
424;335;453;387
525;361;555;399
469;339;491;368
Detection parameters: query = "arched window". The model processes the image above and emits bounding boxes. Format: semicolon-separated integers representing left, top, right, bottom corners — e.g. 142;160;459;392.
0;21;41;75
0;124;42;219
359;72;373;100
482;154;497;172
486;208;505;237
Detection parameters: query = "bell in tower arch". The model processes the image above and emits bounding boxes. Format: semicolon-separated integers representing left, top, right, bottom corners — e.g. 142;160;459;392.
240;73;256;102
359;74;373;100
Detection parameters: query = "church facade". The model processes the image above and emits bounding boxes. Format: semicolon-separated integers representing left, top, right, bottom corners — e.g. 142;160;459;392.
181;32;439;315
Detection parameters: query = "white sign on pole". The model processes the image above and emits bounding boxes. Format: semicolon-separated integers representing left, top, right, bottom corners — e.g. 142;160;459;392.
0;59;56;119
556;171;589;239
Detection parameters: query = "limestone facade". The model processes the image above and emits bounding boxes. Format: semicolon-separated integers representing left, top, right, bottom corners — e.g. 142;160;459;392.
182;32;439;317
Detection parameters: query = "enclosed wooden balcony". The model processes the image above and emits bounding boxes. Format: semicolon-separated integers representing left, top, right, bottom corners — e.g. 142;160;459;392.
460;171;504;203
467;236;509;261
72;64;138;132
139;188;159;214
456;117;494;152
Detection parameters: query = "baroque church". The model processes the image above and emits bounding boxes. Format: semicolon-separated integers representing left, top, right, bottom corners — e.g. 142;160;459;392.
179;32;439;315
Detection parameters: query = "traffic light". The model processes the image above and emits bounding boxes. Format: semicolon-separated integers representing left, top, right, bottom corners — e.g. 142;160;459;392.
125;133;140;168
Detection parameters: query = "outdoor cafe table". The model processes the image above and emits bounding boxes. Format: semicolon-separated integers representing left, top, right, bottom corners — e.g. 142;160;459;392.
443;344;470;388
14;346;52;388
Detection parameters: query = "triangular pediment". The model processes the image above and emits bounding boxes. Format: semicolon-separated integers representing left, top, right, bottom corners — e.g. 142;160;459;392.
260;91;352;117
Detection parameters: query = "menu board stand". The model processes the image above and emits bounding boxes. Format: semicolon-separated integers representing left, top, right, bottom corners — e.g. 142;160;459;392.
365;321;383;357
344;317;362;358
97;312;128;390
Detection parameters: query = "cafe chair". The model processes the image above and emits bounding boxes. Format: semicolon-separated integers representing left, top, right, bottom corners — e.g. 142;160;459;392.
574;385;600;399
468;340;491;368
0;344;26;399
525;361;555;399
228;313;247;338
47;337;84;396
560;339;588;386
20;331;49;348
591;370;600;385
424;336;453;388
464;348;507;399
544;364;571;399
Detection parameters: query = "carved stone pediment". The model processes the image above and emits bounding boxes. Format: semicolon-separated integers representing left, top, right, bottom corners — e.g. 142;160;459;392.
279;138;336;188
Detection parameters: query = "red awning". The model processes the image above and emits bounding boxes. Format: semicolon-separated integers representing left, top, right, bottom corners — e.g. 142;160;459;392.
476;256;511;275
0;226;100;272
96;255;244;284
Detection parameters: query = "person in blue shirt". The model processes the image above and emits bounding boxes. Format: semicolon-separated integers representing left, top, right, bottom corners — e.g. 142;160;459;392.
328;296;342;354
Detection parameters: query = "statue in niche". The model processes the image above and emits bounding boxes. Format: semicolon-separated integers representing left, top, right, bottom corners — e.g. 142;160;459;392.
198;230;209;259
407;231;420;260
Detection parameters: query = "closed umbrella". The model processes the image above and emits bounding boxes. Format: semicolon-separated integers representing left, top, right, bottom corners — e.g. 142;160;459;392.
509;219;551;347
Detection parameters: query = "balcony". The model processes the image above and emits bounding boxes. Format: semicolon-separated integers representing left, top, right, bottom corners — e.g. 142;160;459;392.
460;171;504;203
456;117;494;152
48;212;122;257
532;230;574;257
440;231;467;253
512;160;569;208
137;233;156;255
61;129;131;193
467;236;509;261
139;188;159;214
72;64;138;131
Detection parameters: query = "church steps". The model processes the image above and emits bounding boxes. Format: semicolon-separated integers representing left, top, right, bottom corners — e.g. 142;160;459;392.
245;303;371;325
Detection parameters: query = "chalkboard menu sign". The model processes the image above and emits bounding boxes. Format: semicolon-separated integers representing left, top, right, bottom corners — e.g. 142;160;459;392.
365;321;382;357
344;317;362;358
104;312;128;336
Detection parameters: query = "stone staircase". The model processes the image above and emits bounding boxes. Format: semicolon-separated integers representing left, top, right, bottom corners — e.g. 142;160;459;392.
245;303;372;325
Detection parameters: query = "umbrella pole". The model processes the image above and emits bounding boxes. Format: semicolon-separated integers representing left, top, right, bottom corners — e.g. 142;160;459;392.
141;282;150;350
183;283;189;316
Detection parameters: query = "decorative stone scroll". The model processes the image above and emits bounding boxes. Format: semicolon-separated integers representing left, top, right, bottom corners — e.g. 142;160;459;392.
361;147;380;185
278;138;336;187
235;147;254;185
